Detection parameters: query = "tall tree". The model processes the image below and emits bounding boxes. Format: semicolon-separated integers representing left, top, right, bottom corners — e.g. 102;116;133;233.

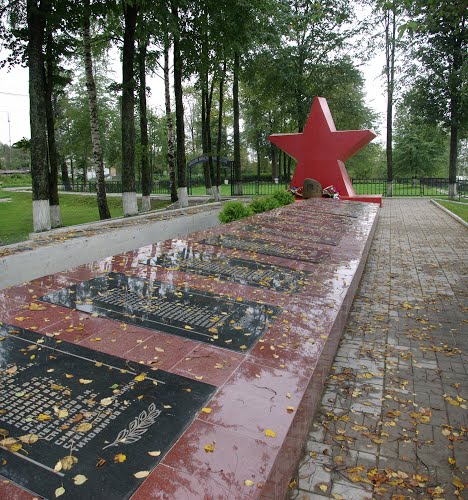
163;32;178;202
215;59;227;199
382;0;398;197
138;37;151;211
232;51;241;194
404;0;467;197
44;18;61;227
121;0;139;215
171;1;188;207
83;1;111;220
27;0;51;231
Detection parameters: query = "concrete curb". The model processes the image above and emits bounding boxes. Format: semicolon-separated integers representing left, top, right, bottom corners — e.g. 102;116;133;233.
431;199;468;228
28;202;222;239
0;205;222;289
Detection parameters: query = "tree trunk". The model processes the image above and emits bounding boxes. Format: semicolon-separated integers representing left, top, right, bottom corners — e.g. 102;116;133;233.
385;6;396;197
448;96;459;197
233;51;242;195
206;79;215;197
121;1;138;216
271;144;278;181
61;158;71;191
447;26;463;198
27;0;50;232
70;157;74;186
171;2;188;207
45;29;61;228
201;85;211;194
256;136;261;182
139;39;151;212
215;60;226;201
164;33;177;202
83;7;111;219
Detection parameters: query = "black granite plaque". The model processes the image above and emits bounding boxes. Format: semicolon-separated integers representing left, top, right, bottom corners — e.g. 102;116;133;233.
145;248;308;293
242;224;342;246
260;212;354;227
201;234;330;263
39;273;281;352
0;324;215;499
284;203;360;218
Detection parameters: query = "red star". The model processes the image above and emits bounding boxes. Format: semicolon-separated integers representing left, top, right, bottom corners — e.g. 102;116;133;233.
268;97;376;197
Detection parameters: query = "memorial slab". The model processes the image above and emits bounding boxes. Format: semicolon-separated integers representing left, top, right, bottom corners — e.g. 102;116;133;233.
0;324;215;500
39;272;281;352
241;223;342;246
201;234;330;263
144;248;309;293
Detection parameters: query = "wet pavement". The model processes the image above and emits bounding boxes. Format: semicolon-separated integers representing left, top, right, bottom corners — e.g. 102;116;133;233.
290;199;467;500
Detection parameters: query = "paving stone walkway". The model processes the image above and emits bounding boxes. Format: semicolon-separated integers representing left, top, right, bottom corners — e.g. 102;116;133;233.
291;199;467;500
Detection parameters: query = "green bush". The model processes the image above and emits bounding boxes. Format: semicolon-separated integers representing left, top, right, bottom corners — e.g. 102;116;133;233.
218;201;252;223
272;190;294;205
251;195;287;214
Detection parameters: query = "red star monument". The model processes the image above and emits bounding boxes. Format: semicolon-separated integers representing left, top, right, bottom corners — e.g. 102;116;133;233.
269;97;377;200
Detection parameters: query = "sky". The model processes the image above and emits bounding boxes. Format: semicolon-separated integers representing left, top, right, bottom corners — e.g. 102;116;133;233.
0;50;387;148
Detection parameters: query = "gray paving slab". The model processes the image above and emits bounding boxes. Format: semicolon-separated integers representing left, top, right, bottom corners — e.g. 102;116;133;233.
290;199;467;500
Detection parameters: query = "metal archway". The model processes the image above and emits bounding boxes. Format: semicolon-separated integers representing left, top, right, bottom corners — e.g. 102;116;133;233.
187;155;234;195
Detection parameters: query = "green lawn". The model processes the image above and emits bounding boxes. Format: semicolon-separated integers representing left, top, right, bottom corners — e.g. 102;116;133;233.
0;191;170;246
0;173;32;187
437;200;468;222
434;196;468;204
190;183;288;196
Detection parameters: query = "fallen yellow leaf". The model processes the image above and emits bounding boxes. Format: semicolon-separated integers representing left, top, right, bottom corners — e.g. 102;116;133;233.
55;486;65;498
204;442;216;453
264;429;276;438
134;470;150;479
73;474;87;485
37;413;53;422
114;453;126;463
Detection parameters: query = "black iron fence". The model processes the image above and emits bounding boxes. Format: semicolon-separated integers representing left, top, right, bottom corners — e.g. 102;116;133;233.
60;180;171;195
351;178;468;199
61;177;468;199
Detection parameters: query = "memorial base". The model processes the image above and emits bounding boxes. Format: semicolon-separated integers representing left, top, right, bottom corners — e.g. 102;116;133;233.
0;199;379;499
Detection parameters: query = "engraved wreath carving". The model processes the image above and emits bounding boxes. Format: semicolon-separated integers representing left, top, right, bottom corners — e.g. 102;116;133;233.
103;403;161;449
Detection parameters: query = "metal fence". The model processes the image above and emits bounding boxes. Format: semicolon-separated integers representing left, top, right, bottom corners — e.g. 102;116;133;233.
61;177;468;199
351;178;468;199
60;180;171;195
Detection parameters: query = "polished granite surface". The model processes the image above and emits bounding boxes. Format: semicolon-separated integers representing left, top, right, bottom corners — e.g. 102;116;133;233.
241;223;342;246
201;234;330;263
39;272;281;352
0;198;379;499
0;325;215;499
145;246;308;292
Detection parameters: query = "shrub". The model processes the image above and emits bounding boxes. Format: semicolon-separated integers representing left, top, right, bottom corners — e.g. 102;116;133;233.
218;201;252;223
250;197;270;214
272;190;294;205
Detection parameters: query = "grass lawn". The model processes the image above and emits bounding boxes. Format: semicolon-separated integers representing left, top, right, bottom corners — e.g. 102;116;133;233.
434;196;468;204
0;173;33;188
0;191;170;246
436;200;468;222
190;183;288;196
